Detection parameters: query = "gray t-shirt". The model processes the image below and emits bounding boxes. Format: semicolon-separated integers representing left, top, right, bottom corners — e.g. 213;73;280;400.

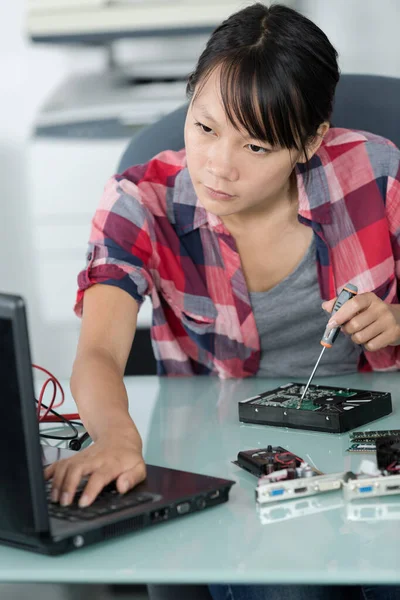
249;235;362;377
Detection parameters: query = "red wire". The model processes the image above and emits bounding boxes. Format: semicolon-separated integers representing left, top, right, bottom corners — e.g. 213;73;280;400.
387;461;400;473
36;377;57;420
275;452;302;465
32;363;80;423
42;413;81;422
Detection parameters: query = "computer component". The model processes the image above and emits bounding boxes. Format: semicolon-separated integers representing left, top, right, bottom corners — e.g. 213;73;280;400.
376;436;400;472
350;429;400;441
346;442;376;453
342;472;400;502
238;382;392;433
346;430;400;453
256;472;344;505
0;292;234;555
233;445;304;478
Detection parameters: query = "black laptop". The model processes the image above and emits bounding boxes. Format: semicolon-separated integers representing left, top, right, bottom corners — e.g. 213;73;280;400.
0;293;234;555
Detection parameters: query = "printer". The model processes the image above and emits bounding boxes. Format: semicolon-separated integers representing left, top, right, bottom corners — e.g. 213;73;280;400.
26;0;250;43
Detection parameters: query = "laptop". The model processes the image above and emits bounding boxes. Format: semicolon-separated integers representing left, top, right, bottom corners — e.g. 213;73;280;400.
0;293;235;555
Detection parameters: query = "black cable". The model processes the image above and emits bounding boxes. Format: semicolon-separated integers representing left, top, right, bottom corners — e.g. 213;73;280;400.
69;431;91;451
36;399;81;441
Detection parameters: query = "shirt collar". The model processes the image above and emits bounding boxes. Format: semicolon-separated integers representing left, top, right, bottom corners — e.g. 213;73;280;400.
173;147;332;237
173;167;227;236
295;150;332;225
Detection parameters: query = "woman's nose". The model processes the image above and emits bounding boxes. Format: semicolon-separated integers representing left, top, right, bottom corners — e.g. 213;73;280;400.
205;140;239;182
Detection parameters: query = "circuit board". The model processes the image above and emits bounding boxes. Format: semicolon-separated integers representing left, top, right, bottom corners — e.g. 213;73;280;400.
246;383;375;412
238;382;392;433
346;442;376;453
346;430;400;453
350;429;400;441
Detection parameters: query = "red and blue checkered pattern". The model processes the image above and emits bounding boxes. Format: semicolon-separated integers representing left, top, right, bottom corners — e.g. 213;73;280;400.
75;128;400;377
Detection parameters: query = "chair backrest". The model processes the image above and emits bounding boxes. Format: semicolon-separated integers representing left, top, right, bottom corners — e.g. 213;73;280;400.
118;73;400;171
120;73;400;375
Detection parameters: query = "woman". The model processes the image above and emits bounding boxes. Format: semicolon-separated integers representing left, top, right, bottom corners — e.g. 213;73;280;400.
45;3;400;599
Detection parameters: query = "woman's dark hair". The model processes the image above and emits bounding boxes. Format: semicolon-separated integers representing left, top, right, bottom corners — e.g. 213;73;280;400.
186;3;340;167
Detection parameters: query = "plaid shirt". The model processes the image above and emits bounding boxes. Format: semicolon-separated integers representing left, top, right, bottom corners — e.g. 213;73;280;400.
75;128;400;377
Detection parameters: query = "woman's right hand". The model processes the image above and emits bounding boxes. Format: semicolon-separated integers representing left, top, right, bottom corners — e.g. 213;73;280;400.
44;431;146;508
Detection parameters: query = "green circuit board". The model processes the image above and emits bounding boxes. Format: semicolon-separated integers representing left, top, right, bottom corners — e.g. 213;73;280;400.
248;383;359;412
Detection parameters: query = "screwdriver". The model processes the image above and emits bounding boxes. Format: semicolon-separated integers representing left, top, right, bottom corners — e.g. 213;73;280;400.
297;283;358;408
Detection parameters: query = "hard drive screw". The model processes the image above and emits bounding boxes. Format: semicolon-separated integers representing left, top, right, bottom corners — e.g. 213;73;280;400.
284;411;287;416
326;417;330;421
73;535;84;548
255;408;259;412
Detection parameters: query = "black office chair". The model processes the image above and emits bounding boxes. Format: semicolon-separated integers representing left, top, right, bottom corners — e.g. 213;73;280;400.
121;74;400;376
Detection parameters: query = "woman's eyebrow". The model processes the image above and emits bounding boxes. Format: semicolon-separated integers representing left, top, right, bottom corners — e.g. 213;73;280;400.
196;105;217;123
194;103;269;145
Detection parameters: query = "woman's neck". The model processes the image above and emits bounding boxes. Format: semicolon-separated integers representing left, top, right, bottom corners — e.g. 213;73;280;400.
221;171;299;239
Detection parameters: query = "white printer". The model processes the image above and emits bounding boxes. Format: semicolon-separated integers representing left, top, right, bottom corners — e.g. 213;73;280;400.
26;0;250;43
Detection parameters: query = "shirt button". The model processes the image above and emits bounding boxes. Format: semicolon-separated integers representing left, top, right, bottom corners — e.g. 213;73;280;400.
87;252;92;261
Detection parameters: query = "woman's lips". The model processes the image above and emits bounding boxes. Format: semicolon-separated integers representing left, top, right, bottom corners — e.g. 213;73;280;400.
204;185;236;200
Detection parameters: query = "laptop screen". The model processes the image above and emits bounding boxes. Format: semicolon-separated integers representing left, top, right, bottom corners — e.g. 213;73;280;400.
0;295;49;539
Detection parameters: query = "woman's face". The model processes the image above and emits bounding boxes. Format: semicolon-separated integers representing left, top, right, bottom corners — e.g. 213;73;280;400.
184;68;304;223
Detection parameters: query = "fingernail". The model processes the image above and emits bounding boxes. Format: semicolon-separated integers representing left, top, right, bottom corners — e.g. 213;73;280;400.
327;319;338;328
60;492;70;506
51;489;59;503
120;480;129;493
79;495;89;507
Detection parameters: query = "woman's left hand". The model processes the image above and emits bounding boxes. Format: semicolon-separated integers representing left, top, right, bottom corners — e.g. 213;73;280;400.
322;292;400;351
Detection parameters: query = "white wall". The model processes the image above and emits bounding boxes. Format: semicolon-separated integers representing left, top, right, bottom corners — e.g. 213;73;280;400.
1;0;399;379
300;0;400;78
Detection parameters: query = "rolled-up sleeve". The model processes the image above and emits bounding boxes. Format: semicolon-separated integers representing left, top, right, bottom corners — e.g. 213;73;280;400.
74;176;154;317
386;145;400;285
363;144;400;371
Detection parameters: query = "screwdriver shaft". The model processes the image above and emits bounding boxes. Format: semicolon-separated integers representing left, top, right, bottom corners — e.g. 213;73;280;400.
296;283;358;411
297;346;326;408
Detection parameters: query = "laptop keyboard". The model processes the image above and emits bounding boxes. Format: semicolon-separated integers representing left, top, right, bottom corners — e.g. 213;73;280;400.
46;482;156;521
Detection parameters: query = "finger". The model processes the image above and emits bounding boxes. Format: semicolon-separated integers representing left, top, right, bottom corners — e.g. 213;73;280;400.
362;330;394;352
321;298;336;313
341;308;379;336
58;465;85;507
78;469;119;507
49;461;70;503
44;463;57;480
327;293;376;327
116;462;147;494
350;321;385;348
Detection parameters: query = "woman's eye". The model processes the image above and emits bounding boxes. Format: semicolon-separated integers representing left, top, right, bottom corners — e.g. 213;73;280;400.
193;122;269;152
247;144;269;154
194;121;214;134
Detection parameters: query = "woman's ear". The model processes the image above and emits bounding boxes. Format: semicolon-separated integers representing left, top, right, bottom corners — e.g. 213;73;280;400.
297;122;330;163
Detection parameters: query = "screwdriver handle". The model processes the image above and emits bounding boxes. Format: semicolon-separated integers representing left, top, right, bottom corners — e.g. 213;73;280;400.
320;283;358;348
